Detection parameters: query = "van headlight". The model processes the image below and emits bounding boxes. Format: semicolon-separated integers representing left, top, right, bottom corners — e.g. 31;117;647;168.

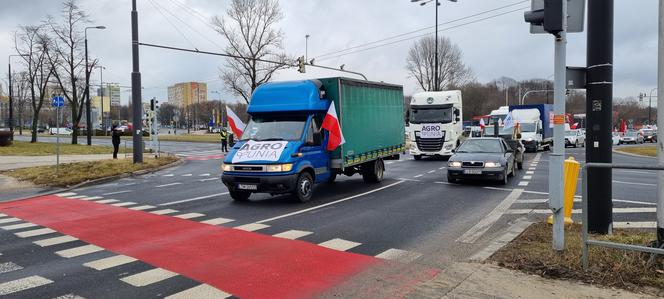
448;161;462;168
221;163;232;172
484;162;501;168
267;164;293;172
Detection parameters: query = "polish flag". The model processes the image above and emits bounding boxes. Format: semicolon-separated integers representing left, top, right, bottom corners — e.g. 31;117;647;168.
226;106;246;137
479;118;486;129
321;102;345;151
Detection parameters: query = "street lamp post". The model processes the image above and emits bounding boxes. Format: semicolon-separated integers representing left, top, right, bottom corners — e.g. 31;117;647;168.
410;0;458;91
649;88;657;125
94;65;106;135
305;34;310;61
84;25;106;145
521;89;554;105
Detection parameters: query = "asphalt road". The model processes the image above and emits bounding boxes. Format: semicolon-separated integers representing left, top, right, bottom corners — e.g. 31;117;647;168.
0;140;658;298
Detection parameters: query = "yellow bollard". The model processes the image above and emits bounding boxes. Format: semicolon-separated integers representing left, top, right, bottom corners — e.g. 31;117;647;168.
548;156;581;225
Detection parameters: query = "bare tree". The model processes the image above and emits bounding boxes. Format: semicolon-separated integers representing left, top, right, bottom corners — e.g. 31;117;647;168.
12;72;31;135
212;0;289;103
45;0;96;144
406;36;473;92
15;24;53;142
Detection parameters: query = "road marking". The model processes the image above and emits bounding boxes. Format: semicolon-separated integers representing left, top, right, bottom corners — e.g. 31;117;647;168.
398;178;422;182
53;293;86;299
375;249;422;263
0;275;53;296
522;175;532;180
150;209;179;215
439;167;446;170
457;188;524;244
182;174;192;177
526;171;534;175
613;180;656;187
273;230;313;240
256;180;405;224
319;238;361;251
84;255;137;271
163;174;174;177
1;223;38;231
67;195;88;199
199;178;218;182
129;205;156;211
617;170;655;175
386;161;394;165
0;262;23;274
0;217;21;224
159;192;229;206
413;174;424;178
434;181;452;185
166;284;231;299
505;207;656;214
56;244;103;258
199;173;211;177
174;213;206;219
200;218;235;225
34;235;78;247
528;168;536;171
102;190;132;196
56;192;77;197
79;196;103;201
470;218;533;262
235;223;270;232
120;268;178;287
111;202;136;207
427;170;436;174
155;182;183;188
0;213;6;218
95;199;120;204
614;221;657;229
518;181;529;187
15;228;55;238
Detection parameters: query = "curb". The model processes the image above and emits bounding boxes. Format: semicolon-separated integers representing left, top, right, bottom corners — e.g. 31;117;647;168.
612;148;656;159
2;156;184;203
469;218;533;262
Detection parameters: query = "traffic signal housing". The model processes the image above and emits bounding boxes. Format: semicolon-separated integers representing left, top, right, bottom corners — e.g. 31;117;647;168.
524;0;563;36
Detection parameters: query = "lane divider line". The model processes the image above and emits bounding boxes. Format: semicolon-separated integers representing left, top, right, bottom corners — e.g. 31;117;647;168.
413;174;424;178
102;190;132;196
199;178;218;182
155;182;183;188
55;192;77;197
457;188;524;244
159;193;229;206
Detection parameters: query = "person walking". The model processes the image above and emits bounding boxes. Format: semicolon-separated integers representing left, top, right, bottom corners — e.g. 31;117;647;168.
220;128;228;153
111;125;121;159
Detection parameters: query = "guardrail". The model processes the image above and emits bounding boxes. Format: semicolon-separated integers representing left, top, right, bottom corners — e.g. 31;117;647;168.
581;162;664;269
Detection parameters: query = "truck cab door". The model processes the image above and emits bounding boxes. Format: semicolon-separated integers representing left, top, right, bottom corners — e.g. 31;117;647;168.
301;116;331;183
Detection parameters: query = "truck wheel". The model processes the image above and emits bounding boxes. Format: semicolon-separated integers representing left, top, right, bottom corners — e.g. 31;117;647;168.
230;190;251;202
414;155;422;160
362;159;384;183
293;172;314;202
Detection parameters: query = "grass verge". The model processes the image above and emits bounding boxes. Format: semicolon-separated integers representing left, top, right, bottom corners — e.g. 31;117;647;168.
615;145;657;157
0;141;128;156
2;155;179;187
489;222;664;296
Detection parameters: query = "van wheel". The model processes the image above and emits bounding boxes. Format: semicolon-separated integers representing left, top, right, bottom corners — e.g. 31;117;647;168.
230;190;251;202
293;172;314;202
362;159;384;183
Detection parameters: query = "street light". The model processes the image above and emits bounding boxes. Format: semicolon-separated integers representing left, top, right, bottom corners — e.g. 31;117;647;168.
84;25;106;145
94;65;106;135
8;54;29;138
410;0;458;91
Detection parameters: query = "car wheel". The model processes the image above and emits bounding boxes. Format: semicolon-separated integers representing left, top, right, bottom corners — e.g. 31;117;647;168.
293;172;314;202
414;155;422;161
229;190;251;202
500;169;508;185
573;141;578;148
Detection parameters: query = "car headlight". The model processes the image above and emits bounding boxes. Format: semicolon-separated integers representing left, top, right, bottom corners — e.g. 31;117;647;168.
221;163;232;172
267;164;293;172
448;161;462;168
444;144;454;150
484;161;501;168
525;138;534;142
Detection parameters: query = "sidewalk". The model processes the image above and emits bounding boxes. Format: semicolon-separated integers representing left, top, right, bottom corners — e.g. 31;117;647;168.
410;262;652;299
0;154;128;171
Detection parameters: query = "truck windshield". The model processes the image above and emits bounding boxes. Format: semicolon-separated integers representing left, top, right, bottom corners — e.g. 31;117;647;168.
520;123;537;132
241;115;307;141
410;107;454;124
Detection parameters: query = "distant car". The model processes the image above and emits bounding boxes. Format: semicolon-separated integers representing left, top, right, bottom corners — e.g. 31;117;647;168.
565;130;585;148
620;131;643;144
612;132;621;146
49;128;72;135
641;129;657;143
447;137;517;185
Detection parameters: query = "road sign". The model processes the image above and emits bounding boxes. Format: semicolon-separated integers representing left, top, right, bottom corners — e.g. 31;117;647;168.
51;96;64;108
529;0;585;34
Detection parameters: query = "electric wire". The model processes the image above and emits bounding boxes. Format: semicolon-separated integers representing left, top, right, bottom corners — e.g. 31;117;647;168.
146;0;199;50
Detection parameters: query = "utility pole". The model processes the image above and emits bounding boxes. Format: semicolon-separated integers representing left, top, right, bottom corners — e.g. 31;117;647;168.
586;0;614;234
131;0;143;163
85;26;106;145
657;0;664;246
8;58;13;136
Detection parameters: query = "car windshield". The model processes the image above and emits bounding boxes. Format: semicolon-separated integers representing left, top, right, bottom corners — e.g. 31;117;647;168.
483;126;513;136
520;123;537;132
565;131;576;137
642;129;653;136
613;132;620;137
241;115;307;141
626;131;638;137
456;139;504;153
410;106;454;124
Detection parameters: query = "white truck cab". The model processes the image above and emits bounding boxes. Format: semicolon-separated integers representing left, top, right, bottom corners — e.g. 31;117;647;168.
408;91;463;160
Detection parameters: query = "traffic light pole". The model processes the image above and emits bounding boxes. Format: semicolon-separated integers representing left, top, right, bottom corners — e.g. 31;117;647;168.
586;0;614;234
549;0;567;251
657;0;664;245
131;0;143;163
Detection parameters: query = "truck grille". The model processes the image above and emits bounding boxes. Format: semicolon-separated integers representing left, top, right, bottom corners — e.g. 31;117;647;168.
415;135;445;152
462;161;485;168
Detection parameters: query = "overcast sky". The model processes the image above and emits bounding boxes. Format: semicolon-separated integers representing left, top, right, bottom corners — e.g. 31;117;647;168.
0;0;659;106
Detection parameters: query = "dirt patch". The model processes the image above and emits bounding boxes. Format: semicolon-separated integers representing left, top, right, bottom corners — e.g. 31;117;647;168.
615;146;657;157
489;222;664;297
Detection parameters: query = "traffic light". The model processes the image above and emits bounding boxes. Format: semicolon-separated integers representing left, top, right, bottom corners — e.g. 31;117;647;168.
524;0;563;35
150;98;158;111
297;56;305;73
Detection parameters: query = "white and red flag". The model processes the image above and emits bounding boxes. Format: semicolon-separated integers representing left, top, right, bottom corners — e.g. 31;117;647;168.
226;106;246;137
479;118;485;129
321;102;346;151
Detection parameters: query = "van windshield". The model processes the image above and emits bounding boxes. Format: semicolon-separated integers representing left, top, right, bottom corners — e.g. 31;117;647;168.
410;106;454;124
520;123;537;132
241;115;307;141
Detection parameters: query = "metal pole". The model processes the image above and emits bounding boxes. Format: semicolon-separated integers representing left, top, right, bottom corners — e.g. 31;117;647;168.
586;0;614;234
550;0;567;251
85;31;92;145
131;0;143;163
8;60;13;137
100;67;104;136
434;0;439;91
657;0;664;246
56;104;60;175
305;34;310;61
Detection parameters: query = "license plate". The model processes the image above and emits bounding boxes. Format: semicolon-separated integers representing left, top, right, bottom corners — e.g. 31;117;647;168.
237;184;258;190
463;169;482;175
